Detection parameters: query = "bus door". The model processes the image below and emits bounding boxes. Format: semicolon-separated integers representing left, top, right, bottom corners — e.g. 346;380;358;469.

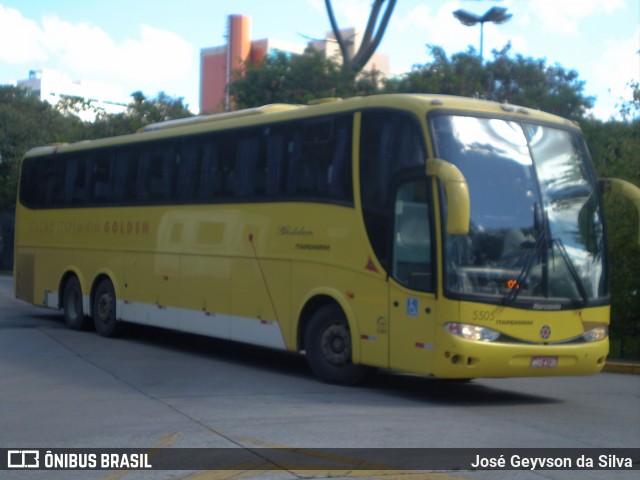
388;179;437;375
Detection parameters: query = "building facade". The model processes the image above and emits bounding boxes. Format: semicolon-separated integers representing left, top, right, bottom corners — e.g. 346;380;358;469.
200;15;390;114
17;69;129;121
200;15;304;113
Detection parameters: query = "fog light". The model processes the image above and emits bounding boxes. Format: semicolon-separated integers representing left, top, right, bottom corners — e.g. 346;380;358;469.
583;326;607;342
444;322;501;342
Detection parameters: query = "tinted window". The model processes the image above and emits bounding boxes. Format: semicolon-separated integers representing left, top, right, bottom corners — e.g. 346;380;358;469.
20;113;354;209
91;151;116;203
64;154;90;205
285;115;353;202
393;180;433;292
28;156;65;208
360;110;426;268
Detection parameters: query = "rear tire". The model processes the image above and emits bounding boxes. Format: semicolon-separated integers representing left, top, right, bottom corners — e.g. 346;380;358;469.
93;279;121;337
304;304;369;385
63;276;88;330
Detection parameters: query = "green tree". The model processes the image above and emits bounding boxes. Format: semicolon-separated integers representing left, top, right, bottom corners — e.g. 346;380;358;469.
0;87;193;269
583;119;640;357
0;85;83;270
89;91;194;138
55;94;105;121
384;46;488;98
230;49;361;109
490;45;593;119
0;86;83;211
385;44;594;120
617;80;640;121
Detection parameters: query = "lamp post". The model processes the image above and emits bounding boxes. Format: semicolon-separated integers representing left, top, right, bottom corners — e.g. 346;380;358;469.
453;6;512;60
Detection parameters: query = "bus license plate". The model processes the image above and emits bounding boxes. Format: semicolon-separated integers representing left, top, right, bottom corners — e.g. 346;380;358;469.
531;356;558;368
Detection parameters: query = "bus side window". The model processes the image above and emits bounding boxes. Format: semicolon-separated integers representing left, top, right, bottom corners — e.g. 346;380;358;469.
91;152;115;204
360;110;426;270
393;180;433;292
19;157;38;208
149;143;173;201
40;157;65;207
234;132;261;197
113;149;134;203
265;131;284;197
284;129;302;197
214;133;237;199
328;119;352;200
175;140;198;201
286;115;353;202
135;151;151;201
197;139;219;201
299;119;330;195
64;154;89;205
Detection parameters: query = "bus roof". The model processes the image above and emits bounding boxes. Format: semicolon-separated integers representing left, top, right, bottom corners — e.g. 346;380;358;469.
25;94;578;157
139;103;304;133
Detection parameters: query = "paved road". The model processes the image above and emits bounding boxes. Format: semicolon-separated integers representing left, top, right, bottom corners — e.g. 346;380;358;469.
0;274;638;480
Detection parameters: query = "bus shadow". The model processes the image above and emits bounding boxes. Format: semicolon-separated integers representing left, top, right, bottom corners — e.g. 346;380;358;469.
2;311;67;329
21;315;561;407
122;322;313;378
119;323;559;407
360;371;561;406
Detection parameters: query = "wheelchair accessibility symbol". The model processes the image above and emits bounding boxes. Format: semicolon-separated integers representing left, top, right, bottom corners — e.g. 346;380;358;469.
406;298;419;317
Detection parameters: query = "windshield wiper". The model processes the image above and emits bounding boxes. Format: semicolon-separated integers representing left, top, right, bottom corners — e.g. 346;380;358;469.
502;229;547;306
502;232;590;307
550;237;589;306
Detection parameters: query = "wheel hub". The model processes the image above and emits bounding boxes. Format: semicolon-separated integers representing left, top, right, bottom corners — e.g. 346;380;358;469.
97;294;113;320
320;324;351;366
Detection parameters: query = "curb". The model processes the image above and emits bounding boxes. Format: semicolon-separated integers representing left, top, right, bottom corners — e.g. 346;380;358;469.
602;361;640;375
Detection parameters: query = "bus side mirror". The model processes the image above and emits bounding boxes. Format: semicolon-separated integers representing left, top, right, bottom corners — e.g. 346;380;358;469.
427;158;470;235
600;178;640;246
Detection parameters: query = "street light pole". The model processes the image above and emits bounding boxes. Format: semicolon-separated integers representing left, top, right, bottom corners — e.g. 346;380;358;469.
453;6;512;60
479;19;485;60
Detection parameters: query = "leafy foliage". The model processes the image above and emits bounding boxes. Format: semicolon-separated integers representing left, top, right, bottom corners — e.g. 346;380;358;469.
582;119;640;356
0;86;84;211
0;86;192;270
88;91;193;139
385;45;594;120
0;87;192;211
617;80;640;121
230;49;358;109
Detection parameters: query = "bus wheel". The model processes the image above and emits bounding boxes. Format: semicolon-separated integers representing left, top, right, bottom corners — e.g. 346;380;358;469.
304;304;369;385
93;279;120;337
63;276;88;330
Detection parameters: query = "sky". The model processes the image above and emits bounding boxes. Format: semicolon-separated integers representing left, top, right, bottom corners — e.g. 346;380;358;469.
0;0;638;119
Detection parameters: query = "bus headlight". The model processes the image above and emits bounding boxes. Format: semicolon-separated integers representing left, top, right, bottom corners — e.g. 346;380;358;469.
444;322;501;342
582;326;608;342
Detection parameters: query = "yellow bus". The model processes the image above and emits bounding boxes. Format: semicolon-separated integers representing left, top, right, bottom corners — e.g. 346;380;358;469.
14;94;640;384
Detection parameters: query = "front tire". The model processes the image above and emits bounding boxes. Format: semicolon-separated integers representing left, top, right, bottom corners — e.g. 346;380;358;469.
63;276;88;330
304;304;369;385
93;279;121;337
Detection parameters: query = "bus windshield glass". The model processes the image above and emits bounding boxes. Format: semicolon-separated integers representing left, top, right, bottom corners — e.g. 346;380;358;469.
432;114;607;308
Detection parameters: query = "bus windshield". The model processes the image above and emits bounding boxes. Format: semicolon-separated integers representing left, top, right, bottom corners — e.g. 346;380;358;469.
432;114;607;308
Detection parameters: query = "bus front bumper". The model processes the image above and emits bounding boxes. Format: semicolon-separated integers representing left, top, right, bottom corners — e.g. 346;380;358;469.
431;337;609;379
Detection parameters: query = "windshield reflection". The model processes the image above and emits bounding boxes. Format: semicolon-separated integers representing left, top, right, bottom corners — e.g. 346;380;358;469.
432;115;607;307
